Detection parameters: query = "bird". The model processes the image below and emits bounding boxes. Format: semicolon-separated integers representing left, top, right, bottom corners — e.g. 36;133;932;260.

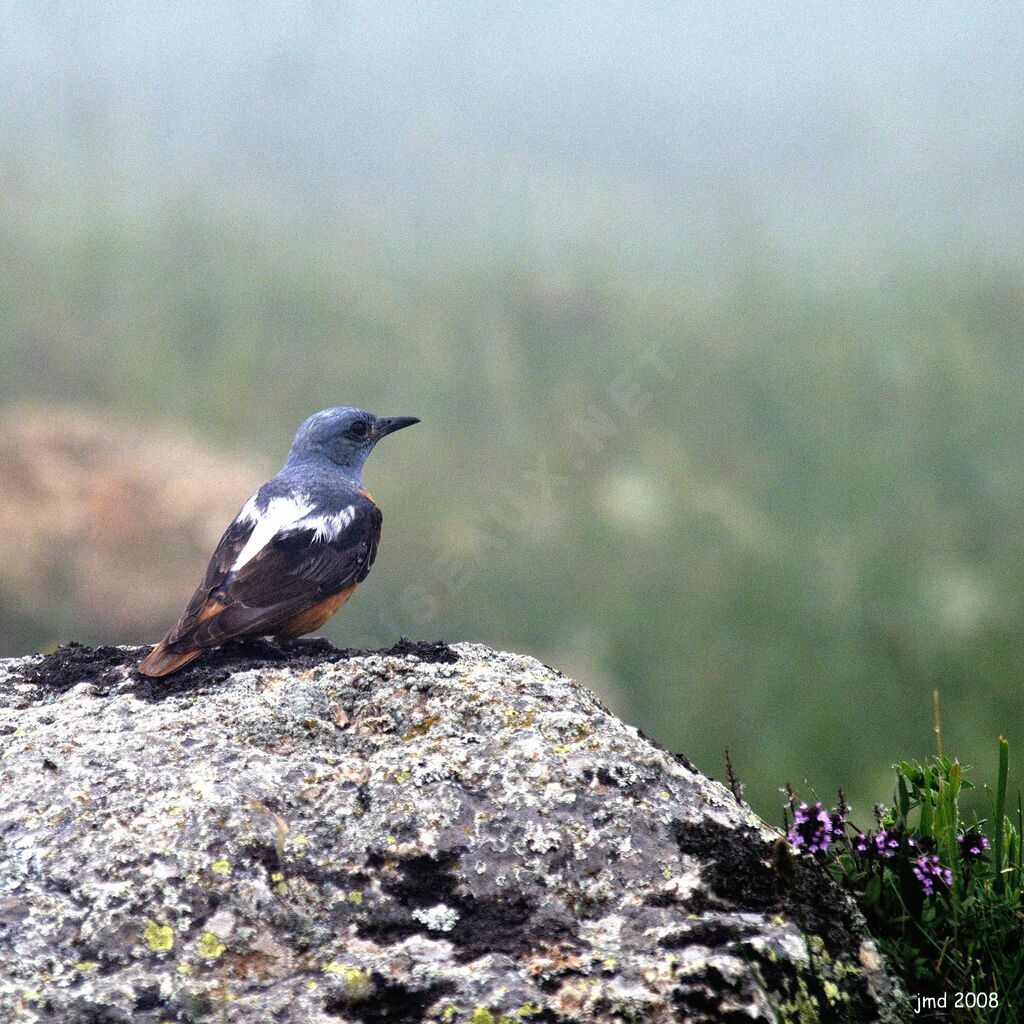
138;407;419;677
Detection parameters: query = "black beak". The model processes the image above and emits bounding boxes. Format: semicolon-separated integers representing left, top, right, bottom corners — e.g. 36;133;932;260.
376;415;420;437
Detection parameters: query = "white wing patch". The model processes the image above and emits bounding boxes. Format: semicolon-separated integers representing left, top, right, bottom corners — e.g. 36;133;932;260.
237;494;261;524
296;505;356;543
231;495;315;572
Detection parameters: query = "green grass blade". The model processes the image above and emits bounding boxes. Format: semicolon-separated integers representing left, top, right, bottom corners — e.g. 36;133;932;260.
993;737;1008;897
1016;794;1023;892
897;774;910;823
920;777;933;836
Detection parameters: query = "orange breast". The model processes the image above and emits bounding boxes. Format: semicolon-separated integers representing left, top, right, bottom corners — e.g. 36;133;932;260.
274;585;358;639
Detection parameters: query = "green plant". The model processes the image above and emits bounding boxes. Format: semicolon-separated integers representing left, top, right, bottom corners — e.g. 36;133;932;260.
784;740;1024;1022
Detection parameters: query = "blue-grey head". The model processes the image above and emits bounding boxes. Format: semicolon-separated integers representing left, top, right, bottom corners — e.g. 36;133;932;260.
286;407;419;479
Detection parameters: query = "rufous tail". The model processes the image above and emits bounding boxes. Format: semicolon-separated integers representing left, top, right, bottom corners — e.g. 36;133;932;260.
138;641;203;677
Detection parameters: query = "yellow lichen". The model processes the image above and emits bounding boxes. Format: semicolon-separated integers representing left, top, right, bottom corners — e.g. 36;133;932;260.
72;961;99;971
341;967;371;998
321;963;371;998
348;890;363;905
471;1010;496;1024
197;932;226;959
502;708;536;729
143;920;175;952
778;974;821;1024
832;959;861;979
395;769;412;783
403;715;440;740
177;964;193;975
210;859;232;875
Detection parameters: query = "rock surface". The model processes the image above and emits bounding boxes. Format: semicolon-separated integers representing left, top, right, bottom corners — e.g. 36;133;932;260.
0;639;908;1023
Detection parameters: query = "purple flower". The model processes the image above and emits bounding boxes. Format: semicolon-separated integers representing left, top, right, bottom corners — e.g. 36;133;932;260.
852;827;904;861
873;827;904;859
912;853;953;897
788;801;841;854
911;834;936;855
957;829;991;861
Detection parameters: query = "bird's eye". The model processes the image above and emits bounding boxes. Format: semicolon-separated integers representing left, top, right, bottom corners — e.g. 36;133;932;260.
348;420;371;440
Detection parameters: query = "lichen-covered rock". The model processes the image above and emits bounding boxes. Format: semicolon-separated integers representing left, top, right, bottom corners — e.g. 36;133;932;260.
0;640;908;1023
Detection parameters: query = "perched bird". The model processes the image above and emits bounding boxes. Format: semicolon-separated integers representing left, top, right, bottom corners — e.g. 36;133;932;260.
139;407;418;677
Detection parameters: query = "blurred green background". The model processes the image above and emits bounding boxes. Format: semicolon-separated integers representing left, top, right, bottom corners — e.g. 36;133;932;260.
2;3;1023;818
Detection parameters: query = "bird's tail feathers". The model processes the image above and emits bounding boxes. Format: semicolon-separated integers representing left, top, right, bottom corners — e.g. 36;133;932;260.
138;640;202;677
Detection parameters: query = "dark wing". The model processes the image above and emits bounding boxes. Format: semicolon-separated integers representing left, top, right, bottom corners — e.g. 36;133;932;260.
163;511;257;644
165;501;382;651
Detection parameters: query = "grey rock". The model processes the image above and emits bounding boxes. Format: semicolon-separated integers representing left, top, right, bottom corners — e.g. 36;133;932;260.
0;639;909;1023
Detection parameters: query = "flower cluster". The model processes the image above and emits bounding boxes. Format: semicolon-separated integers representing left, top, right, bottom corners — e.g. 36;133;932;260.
874;827;904;859
912;853;953;897
910;833;936;854
957;829;991;861
848;826;959;898
788;801;844;854
851;826;904;859
785;785;997;902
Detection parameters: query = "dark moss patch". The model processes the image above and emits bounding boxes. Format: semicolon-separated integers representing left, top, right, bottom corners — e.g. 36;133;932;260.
372;850;462;907
356;850;462;945
132;986;166;1013
238;840;283;881
659;917;754;950
377;637;459;664
236;840;366;899
48;1002;132;1024
674;820;783;912
673;964;761;1024
325;977;455;1024
512;1011;565;1024
673;819;866;959
12;636;458;703
581;764;650;799
17;641;135;697
356;850;578;962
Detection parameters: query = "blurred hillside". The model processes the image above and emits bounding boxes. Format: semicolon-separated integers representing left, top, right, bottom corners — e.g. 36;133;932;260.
0;405;267;653
2;3;1023;817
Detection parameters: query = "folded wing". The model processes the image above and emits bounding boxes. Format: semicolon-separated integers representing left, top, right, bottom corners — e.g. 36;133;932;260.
139;496;381;675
